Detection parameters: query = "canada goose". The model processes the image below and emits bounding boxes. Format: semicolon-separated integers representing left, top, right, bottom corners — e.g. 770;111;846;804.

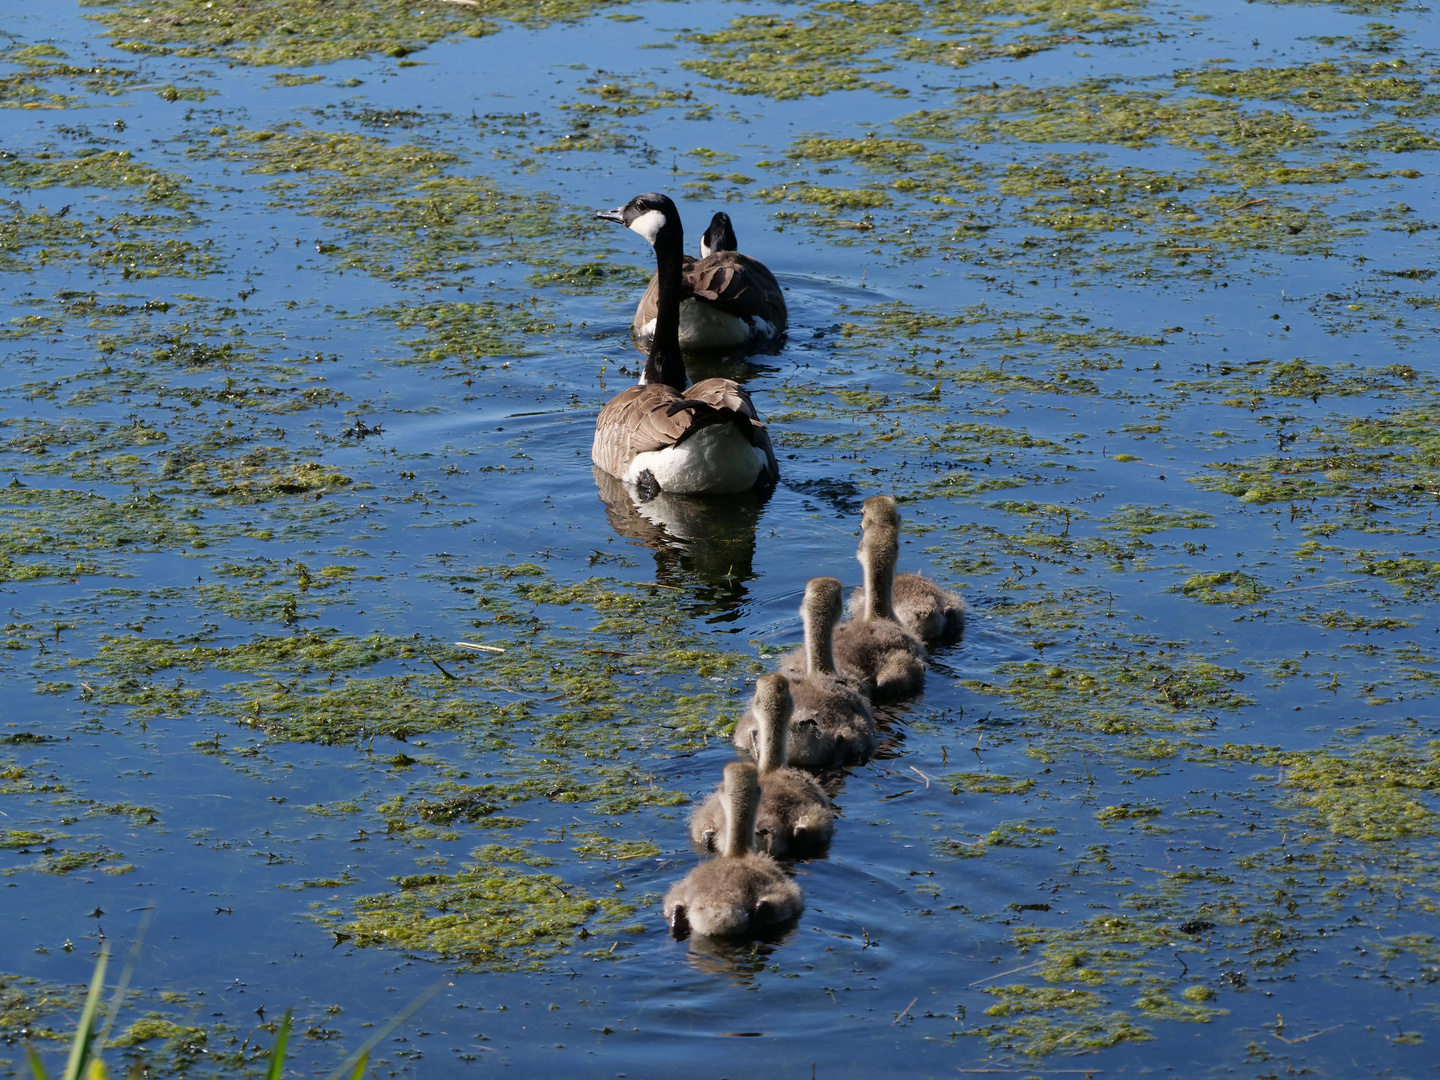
847;496;965;647
630;210;787;351
594;193;779;496
771;578;878;765
832;503;927;701
694;674;834;856
665;761;804;938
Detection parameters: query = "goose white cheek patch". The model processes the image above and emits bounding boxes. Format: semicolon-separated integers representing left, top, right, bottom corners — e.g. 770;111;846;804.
628;209;667;246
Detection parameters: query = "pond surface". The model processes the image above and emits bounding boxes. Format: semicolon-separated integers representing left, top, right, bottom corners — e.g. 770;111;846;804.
2;0;1439;1075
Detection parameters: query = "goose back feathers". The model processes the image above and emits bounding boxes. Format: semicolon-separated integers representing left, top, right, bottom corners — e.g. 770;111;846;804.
591;377;775;495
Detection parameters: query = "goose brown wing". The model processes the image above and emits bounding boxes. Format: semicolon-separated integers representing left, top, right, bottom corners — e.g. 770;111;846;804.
685;377;763;421
686;378;779;484
686;253;787;330
592;383;687;479
592;381;777;483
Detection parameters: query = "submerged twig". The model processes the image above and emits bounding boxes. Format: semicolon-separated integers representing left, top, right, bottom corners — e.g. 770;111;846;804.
1224;197;1270;214
891;997;918;1025
1269;578;1367;595
454;641;505;653
1273;1023;1344;1045
967;959;1043;987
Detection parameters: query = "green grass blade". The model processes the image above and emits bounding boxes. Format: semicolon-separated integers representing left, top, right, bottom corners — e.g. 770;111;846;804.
343;1051;370;1080
25;1045;51;1080
264;1011;293;1080
62;946;110;1080
329;978;443;1080
96;905;154;1049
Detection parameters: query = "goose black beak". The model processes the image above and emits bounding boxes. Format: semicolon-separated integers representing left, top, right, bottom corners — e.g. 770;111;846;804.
595;206;626;224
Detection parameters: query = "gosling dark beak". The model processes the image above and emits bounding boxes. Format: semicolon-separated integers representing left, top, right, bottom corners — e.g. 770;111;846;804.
668;903;690;939
595;207;626;224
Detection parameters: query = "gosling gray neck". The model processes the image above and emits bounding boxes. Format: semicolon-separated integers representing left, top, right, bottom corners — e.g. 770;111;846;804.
861;528;899;622
803;589;840;676
722;765;761;858
757;694;791;775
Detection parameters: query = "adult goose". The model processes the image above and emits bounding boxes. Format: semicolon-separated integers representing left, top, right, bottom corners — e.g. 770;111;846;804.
594;193;779;496
694;674;834;857
665;761;804;938
847;496;965;648
630;209;787;351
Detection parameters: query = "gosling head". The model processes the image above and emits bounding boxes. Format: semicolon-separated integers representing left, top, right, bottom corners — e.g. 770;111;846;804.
802;576;844;627
860;494;900;537
859;497;900;560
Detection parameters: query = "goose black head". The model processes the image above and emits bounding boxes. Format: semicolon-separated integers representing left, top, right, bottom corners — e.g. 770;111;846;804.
700;211;737;258
596;191;680;249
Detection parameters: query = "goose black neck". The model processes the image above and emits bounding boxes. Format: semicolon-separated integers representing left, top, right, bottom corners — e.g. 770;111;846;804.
643;221;687;390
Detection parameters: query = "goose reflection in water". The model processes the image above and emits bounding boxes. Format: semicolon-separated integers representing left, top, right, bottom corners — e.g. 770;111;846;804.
679;919;802;982
592;467;766;621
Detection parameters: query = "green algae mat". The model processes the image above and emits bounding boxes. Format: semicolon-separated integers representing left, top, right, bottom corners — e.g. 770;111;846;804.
1;0;1439;1074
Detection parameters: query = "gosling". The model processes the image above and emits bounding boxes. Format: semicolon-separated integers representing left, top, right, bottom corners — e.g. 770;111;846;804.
848;495;964;647
664;761;804;938
769;578;879;765
832;499;926;701
698;674;834;856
